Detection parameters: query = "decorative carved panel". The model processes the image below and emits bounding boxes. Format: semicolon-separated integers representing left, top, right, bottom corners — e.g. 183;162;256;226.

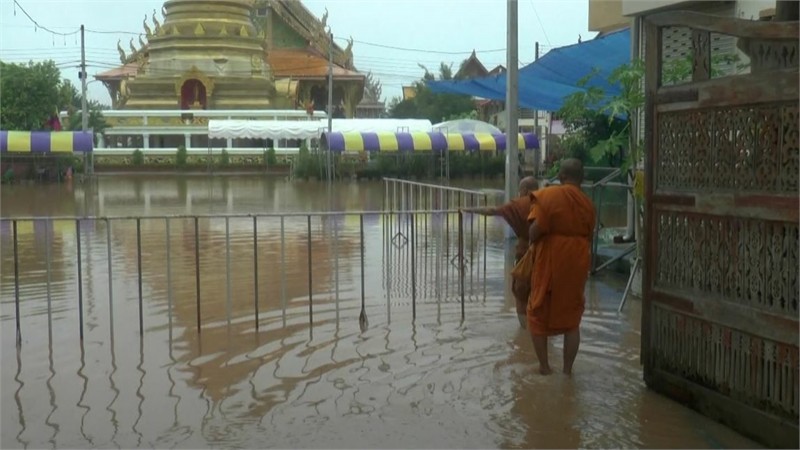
657;103;799;193
651;306;799;419
655;211;799;318
738;38;799;73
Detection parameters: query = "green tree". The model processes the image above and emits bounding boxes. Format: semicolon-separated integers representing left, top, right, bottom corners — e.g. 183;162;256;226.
0;60;61;130
57;79;108;135
389;62;475;123
556;69;628;169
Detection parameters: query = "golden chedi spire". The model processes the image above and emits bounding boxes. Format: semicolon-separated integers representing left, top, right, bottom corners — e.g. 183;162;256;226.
122;0;275;110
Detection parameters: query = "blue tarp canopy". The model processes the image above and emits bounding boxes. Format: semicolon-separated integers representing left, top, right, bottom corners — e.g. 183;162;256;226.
426;28;631;112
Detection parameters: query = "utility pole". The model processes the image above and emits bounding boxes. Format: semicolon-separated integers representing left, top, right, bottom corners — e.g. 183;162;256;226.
80;24;92;175
533;41;540;178
504;0;519;203
327;31;334;184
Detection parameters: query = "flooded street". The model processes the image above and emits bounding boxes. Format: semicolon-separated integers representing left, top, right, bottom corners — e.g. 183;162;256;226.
1;176;757;448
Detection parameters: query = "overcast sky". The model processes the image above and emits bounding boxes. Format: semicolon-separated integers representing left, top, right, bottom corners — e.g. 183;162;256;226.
0;0;594;105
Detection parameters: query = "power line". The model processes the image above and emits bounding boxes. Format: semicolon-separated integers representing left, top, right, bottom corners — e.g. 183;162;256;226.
12;0;79;36
528;0;552;48
332;37;506;55
84;28;142;36
8;22;507;56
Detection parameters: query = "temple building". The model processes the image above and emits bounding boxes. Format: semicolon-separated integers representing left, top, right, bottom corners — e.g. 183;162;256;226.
97;0;365;114
92;0;370;152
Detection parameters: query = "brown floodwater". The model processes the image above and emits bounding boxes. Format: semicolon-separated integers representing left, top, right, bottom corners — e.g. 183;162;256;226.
0;175;758;449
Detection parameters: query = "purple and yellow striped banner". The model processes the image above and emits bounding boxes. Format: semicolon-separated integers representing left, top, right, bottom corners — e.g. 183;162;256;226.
0;131;94;154
324;131;538;153
326;131;449;153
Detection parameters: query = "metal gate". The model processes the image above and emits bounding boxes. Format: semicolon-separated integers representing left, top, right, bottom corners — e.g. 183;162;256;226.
642;11;799;448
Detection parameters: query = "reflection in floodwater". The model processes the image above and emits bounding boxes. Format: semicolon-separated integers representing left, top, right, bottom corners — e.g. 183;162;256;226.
0;176;757;449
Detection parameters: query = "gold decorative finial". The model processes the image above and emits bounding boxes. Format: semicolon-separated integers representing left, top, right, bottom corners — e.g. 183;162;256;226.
321;7;328;30
152;9;161;34
129;38;137;56
194;23;205;36
143;15;152;37
344;36;354;69
138;34;146;49
117;39;127;64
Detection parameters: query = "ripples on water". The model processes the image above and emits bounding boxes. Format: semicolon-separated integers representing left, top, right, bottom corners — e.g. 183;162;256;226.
0;177;757;449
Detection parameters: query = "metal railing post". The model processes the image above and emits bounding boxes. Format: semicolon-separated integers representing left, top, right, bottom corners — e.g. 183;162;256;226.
106;218;114;339
253;216;259;330
194;216;201;333
45;219;52;342
483;194;488;283
166;218;172;340
75;219;84;341
307;215;313;326
136;218;143;337
411;211;417;319
333;213;340;315
225;217;231;327
13;220;21;344
280;216;287;325
458;211;465;320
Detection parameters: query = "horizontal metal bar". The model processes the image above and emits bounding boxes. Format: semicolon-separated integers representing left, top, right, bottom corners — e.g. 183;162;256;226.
382;177;493;196
0;210;468;222
592;243;636;275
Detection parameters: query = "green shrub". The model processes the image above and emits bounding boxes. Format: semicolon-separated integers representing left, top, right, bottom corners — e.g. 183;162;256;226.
176;145;188;167
293;142;320;179
220;149;230;166
265;147;278;165
132;149;144;165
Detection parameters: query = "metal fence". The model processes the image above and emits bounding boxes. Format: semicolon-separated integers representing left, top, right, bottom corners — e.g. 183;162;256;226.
1;210;494;347
382;177;504;212
385;174;636;276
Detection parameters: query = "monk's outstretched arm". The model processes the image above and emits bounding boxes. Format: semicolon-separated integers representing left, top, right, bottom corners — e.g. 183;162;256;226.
461;206;498;216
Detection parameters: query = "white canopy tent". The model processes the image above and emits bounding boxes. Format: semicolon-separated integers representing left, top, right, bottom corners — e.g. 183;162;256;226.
208;119;325;140
328;118;433;133
207;118;433;141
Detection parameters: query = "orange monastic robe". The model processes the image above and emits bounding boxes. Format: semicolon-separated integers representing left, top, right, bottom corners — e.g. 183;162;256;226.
496;196;534;310
526;184;596;336
496;196;532;261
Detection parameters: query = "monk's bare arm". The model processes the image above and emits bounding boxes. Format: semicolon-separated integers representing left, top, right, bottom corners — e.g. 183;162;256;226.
462;207;498;216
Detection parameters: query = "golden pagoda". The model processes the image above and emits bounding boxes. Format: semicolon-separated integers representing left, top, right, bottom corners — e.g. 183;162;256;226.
97;0;366;116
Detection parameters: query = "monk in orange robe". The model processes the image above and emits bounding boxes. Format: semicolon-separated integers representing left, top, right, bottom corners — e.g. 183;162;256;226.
527;159;596;375
463;176;538;327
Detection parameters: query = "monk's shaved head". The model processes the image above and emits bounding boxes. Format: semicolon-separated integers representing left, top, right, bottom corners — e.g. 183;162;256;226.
558;158;584;185
518;176;539;196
